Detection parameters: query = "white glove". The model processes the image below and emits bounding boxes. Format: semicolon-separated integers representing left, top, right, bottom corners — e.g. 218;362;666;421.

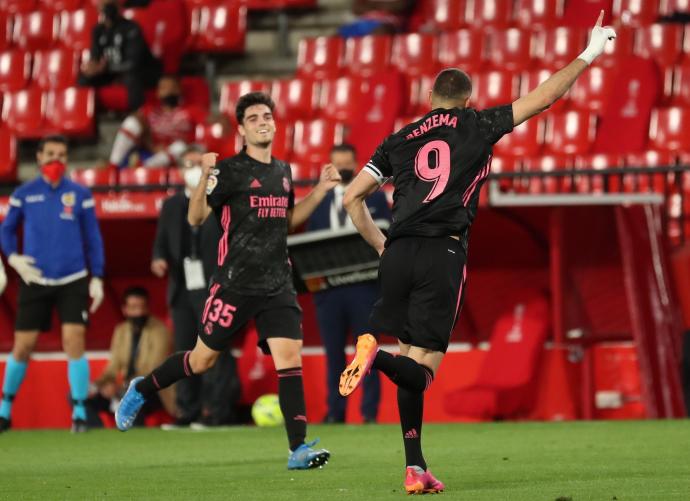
0;259;6;295
578;10;617;65
8;254;43;284
89;277;104;313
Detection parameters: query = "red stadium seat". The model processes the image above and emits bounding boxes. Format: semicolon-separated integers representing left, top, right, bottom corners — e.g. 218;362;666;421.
1;87;45;137
0;126;18;181
119;167;168;186
268;121;293;160
391;33;437;77
180;76;210;110
69;167;116;187
624;150;674;193
32;48;80;90
403;73;434;115
393;115;424;132
544;111;596;155
671;63;690;106
570;66;614;113
245;0;316;8
599;26;634;67
317;76;362;123
123;0;188;74
536;27;587;69
219;80;271;123
44;86;95;136
649;106;690;151
11;11;58;51
271;78;317;121
519;68;569;111
2;0;36;14
515;0;563;28
490;154;519;192
612;0;660;26
296;36;343;79
39;0;83;10
573;153;625;193
493;117;544;157
663;0;690;15
289;161;316;182
437;29;484;72
521;154;571;193
487;28;534;71
472;70;519;110
343;35;393;77
194;120;236;159
59;8;99;51
0;14;10;51
0;49;31;92
291;119;345;166
634;24;684;67
191;1;247;53
425;0;468;31
465;0;513;28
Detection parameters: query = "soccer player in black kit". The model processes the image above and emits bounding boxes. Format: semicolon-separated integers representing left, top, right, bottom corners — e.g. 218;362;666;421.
339;12;616;494
116;92;342;470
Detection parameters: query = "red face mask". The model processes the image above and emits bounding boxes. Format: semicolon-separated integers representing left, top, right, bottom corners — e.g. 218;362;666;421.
41;161;66;184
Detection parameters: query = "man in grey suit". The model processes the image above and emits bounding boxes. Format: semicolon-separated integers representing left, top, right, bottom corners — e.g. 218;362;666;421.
151;146;240;426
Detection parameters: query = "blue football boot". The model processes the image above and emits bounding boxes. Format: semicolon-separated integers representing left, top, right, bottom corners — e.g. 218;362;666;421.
115;376;146;431
287;439;331;470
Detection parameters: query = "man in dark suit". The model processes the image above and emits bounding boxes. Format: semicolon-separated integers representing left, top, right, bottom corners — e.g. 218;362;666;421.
306;144;391;423
151;146;240;426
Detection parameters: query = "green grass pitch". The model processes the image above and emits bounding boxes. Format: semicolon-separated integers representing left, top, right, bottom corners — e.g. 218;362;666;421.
1;421;689;500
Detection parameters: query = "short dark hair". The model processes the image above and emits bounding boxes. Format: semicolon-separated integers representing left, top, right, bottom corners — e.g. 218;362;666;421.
330;143;357;157
235;92;275;124
122;286;149;304
37;135;68;153
432;68;472;102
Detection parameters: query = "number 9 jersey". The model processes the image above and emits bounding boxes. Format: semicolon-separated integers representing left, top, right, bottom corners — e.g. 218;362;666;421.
363;105;514;248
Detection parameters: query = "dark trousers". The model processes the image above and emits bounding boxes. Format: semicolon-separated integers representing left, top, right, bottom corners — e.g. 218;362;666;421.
78;65;161;111
314;283;381;421
171;289;241;424
84;391;162;428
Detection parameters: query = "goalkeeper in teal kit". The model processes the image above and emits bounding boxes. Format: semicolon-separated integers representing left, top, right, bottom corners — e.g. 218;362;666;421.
0;135;105;433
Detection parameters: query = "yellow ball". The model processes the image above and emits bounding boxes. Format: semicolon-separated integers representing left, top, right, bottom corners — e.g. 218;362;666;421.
251;394;284;427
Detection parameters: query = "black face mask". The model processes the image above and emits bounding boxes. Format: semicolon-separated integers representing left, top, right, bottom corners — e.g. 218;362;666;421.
103;2;120;22
338;169;354;184
128;315;149;330
161;94;180;108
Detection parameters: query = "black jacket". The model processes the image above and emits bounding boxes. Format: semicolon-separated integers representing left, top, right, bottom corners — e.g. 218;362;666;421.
152;191;222;306
90;17;158;74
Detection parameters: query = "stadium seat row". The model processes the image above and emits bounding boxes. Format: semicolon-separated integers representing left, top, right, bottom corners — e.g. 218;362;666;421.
0;1;246;73
295;27;690;80
415;0;690;31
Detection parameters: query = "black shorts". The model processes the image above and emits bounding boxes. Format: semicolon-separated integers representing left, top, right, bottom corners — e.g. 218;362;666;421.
370;236;467;353
16;277;90;332
199;284;303;354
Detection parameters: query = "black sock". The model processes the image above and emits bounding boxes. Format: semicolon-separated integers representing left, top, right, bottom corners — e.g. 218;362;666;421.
136;351;194;398
373;350;434;392
398;387;427;470
277;367;307;451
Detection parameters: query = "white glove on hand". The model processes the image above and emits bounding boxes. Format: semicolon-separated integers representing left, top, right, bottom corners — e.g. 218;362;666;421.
0;259;7;295
89;277;104;313
578;10;617;65
8;254;43;284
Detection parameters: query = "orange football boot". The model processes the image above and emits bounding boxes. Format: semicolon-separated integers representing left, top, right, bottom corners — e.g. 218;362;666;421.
339;334;377;396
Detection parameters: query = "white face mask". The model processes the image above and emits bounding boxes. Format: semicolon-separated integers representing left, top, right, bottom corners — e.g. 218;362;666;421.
183;166;202;189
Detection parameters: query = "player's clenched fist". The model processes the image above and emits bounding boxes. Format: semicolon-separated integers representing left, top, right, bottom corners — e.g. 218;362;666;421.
201;152;219;175
317;163;342;192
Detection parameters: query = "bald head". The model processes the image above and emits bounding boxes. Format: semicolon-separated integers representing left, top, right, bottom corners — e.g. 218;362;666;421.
431;68;472;109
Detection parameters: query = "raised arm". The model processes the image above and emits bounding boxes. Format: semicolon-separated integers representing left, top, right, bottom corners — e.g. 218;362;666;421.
343;170;387;256
512;11;616;127
287;164;341;232
188;152;216;226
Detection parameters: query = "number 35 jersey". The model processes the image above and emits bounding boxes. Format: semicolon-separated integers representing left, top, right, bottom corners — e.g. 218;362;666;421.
364;105;513;247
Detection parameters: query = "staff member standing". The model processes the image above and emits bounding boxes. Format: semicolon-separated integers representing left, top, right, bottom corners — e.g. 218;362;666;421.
306;144;391;423
0;135;105;433
151;146;240;427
